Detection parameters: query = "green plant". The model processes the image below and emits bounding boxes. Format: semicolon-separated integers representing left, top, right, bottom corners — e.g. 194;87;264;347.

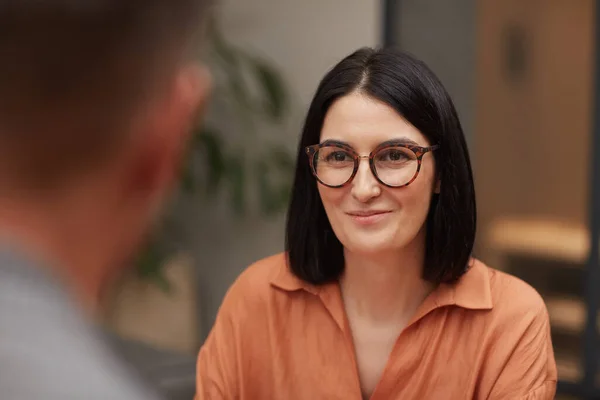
135;21;295;288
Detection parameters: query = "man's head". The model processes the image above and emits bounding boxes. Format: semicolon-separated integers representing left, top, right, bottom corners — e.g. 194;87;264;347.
0;0;212;301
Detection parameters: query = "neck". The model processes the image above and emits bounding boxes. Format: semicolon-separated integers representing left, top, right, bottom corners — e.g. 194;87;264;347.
0;194;112;314
340;238;435;325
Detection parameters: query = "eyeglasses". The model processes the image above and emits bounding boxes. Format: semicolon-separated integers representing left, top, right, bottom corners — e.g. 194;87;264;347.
306;141;439;188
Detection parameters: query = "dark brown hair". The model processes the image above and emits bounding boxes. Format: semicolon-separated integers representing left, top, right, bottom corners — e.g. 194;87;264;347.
0;0;211;186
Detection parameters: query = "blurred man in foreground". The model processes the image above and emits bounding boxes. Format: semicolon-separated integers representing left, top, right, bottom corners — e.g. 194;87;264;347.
0;1;211;398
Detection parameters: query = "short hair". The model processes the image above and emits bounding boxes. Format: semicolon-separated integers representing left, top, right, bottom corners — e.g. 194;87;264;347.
285;47;477;284
0;0;211;187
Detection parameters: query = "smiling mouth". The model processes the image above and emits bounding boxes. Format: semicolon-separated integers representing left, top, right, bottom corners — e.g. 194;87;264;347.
346;210;391;217
346;210;392;225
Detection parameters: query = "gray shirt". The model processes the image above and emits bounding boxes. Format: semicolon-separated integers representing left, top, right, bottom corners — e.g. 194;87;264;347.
0;246;163;399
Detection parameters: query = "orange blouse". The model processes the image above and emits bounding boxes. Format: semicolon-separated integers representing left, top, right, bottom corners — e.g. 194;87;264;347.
196;254;557;399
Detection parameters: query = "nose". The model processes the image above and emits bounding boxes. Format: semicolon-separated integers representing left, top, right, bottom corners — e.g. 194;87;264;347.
351;156;381;202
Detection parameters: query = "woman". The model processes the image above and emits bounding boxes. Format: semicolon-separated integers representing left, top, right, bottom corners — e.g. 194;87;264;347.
196;48;557;399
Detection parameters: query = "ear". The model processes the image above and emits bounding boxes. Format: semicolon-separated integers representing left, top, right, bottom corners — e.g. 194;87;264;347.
127;64;212;198
160;64;212;187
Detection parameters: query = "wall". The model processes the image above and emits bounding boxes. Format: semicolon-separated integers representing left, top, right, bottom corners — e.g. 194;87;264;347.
391;0;595;259
190;0;382;342
475;0;594;246
394;0;477;147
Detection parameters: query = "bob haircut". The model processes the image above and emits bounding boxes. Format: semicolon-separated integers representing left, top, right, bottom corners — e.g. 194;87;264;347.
285;47;477;284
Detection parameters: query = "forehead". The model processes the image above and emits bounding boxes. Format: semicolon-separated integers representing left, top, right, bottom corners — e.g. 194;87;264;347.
320;92;428;149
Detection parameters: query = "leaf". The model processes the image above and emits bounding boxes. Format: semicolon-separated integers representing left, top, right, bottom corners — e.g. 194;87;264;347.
133;19;296;290
272;145;295;171
255;148;295;216
208;19;238;68
180;153;197;194
272;151;294;213
256;159;277;215
210;31;255;127
271;178;292;215
135;242;173;294
250;58;288;121
225;155;245;215
194;127;226;194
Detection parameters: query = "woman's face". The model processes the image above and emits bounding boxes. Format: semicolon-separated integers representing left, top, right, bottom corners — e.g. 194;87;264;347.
318;92;438;256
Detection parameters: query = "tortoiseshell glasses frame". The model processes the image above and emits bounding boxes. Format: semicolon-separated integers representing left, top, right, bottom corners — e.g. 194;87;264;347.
305;141;440;188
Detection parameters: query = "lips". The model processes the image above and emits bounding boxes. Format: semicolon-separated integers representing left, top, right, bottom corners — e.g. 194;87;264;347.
346;210;391;217
346;210;392;225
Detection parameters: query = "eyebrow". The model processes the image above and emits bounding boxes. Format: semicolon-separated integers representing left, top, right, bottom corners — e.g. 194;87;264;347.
319;137;421;147
319;139;349;147
379;138;421;147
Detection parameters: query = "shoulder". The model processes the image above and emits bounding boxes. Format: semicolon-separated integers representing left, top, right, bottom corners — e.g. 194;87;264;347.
197;254;299;397
480;260;548;320
466;260;551;346
468;262;557;396
0;288;159;399
0;336;160;399
226;252;289;296
218;252;297;315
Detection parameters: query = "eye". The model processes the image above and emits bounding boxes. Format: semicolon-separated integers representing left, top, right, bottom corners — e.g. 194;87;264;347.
386;150;405;161
327;151;351;163
317;147;354;165
376;147;413;163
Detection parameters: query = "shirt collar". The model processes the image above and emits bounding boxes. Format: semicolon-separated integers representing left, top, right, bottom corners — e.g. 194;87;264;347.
270;257;494;311
270;259;320;295
420;259;493;314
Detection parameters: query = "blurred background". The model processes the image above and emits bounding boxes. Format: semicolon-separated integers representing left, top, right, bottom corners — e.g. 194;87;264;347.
98;1;600;399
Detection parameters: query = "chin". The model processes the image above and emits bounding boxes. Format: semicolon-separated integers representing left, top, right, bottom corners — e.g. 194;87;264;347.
342;237;401;255
336;224;419;255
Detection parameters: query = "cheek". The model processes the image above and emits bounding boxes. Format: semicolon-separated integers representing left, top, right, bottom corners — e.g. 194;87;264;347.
393;170;436;218
317;184;346;209
317;185;350;234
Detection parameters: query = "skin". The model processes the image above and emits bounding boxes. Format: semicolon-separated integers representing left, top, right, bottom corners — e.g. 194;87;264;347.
318;92;439;399
0;63;211;313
